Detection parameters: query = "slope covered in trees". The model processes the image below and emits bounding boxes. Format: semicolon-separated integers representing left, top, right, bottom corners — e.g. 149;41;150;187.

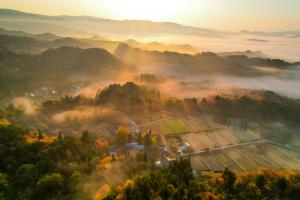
114;43;297;77
0;124;106;200
103;158;300;200
0;47;133;99
1;122;299;200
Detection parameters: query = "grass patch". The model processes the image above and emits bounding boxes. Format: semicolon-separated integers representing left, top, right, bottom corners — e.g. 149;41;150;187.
167;119;189;133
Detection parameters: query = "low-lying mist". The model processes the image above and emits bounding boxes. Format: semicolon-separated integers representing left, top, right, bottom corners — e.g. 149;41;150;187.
73;63;300;100
12;97;38;115
51;106;128;125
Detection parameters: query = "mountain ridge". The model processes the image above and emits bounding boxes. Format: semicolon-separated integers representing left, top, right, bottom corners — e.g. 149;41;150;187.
1;8;299;38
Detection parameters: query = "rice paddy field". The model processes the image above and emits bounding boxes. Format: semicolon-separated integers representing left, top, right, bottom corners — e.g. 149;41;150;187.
141;117;300;172
180;128;260;151
140;118;190;136
190;143;300;172
140;117;221;136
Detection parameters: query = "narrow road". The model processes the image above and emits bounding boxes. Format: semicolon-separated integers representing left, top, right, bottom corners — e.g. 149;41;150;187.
180;138;300;157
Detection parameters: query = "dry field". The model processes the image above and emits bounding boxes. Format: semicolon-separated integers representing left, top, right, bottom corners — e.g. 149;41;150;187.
190;143;300;172
180;128;247;151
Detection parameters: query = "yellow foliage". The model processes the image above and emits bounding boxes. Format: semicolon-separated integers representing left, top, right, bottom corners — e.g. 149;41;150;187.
97;156;112;170
151;137;157;145
95;139;109;151
201;192;222;200
93;184;111;200
123;179;134;189
113;179;134;200
0;119;10;126
117;126;129;138
115;185;123;194
25;133;56;144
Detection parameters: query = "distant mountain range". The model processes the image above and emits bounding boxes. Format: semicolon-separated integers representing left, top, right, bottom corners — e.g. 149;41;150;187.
115;43;298;77
0;46;133;99
0;8;221;38
1;8;299;38
0;28;197;54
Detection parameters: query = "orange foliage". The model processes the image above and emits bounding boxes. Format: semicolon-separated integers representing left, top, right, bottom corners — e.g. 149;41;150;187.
97;156;112;170
0;119;10;126
95;139;109;151
25;133;56;144
114;179;135;200
201;192;222;200
117;126;129;138
93;184;111;200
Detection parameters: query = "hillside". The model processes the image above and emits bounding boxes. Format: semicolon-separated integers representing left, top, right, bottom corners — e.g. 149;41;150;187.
0;28;60;40
1;9;300;39
0;30;197;54
0;47;133;99
0;9;222;38
114;43;296;77
102;158;300;200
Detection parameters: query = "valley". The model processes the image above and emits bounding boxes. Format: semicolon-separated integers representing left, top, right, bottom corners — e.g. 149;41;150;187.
0;5;299;200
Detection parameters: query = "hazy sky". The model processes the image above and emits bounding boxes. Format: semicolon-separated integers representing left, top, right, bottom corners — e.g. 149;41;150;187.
1;0;300;31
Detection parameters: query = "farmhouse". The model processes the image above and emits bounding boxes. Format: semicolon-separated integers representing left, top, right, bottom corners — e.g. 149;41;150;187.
126;142;145;150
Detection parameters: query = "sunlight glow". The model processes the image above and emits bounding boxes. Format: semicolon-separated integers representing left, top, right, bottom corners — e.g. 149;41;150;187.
99;0;188;21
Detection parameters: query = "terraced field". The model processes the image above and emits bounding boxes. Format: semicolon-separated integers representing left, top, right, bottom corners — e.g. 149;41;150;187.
180;128;259;151
140;117;219;136
211;151;242;171
166;119;189;133
181;118;214;132
140;118;191;136
190;143;300;172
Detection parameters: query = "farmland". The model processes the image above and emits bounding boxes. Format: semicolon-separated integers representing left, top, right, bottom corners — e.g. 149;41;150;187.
140;116;300;173
140;118;190;136
190;143;300;172
140;117;221;137
179;127;260;151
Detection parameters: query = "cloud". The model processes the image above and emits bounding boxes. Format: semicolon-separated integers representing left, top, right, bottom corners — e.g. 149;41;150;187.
12;97;37;115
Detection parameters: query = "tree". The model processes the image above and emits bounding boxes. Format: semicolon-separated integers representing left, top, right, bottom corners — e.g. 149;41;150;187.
143;152;148;162
277;177;288;197
255;174;265;190
144;130;152;146
13;164;38;190
0;173;8;194
81;130;95;145
222;168;236;192
57;132;63;140
117;126;129;145
38;129;44;141
34;173;64;199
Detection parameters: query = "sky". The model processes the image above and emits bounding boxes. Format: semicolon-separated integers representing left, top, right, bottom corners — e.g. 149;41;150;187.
1;0;300;31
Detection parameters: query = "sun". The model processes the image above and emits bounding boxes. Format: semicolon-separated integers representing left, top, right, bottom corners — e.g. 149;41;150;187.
99;0;187;21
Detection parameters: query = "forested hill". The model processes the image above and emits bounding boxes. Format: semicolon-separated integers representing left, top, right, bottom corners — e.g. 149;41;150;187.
114;43;297;77
0;47;133;99
103;158;300;200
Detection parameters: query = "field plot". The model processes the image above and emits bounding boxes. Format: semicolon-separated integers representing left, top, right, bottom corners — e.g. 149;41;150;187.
181;132;215;150
232;129;261;142
288;134;300;149
211;151;242;172
158;122;175;136
199;152;224;171
265;144;300;169
190;156;209;171
243;144;280;168
226;148;260;171
141;117;224;138
180;128;243;151
140;118;190;136
167;119;189;133
181;118;209;132
206;129;241;147
190;143;300;172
